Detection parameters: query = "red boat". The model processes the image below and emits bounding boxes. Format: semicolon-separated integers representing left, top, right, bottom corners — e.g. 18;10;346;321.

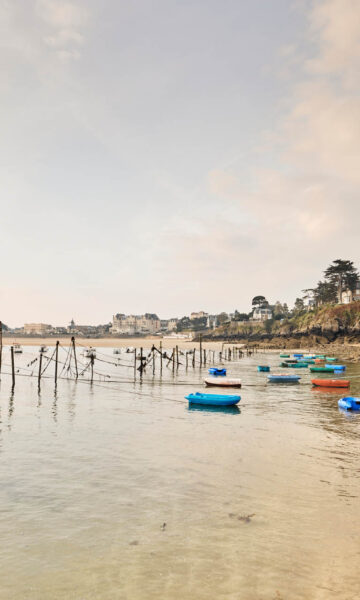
311;379;350;388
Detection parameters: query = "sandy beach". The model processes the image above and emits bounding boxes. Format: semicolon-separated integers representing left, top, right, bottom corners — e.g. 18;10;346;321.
2;336;242;351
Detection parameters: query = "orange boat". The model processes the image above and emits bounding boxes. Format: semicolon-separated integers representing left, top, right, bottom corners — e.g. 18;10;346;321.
311;379;350;388
314;358;325;364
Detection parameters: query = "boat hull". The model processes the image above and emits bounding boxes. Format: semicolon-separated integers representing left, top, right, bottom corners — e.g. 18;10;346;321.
312;379;350;388
257;366;270;372
204;378;242;388
208;368;226;376
338;397;360;411
310;367;335;373
268;375;301;383
186;393;240;406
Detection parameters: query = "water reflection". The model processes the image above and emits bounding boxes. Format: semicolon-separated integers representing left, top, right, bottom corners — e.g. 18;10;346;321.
187;404;241;415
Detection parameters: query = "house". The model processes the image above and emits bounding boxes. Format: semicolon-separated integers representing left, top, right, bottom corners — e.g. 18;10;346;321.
111;313;161;335
341;282;360;304
190;311;208;320
252;307;273;321
24;323;53;335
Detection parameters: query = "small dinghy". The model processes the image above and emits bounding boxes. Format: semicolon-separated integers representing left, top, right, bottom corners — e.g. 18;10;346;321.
281;362;308;368
310;366;334;373
268;374;300;383
325;357;337;362
280;354;290;358
338;397;360;411
113;349;121;354
13;344;23;354
312;379;350;388
204;377;241;388
186;392;240;406
39;345;48;353
325;364;345;371
257;365;270;372
208;368;226;376
293;353;303;358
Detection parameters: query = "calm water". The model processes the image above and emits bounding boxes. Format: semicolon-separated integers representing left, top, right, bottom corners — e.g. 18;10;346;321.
0;347;359;600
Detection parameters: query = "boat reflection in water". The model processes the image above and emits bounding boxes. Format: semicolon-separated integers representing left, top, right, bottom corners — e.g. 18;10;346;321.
187;404;241;415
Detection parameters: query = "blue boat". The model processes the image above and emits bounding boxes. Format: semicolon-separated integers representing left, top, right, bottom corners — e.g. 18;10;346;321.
257;365;270;372
293;353;303;358
268;374;301;383
326;364;345;371
338;397;360;411
208;367;227;376
185;392;240;406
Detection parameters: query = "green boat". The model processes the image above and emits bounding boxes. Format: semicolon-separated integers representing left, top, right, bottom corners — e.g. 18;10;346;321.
310;366;335;373
281;362;308;368
325;357;337;362
315;355;325;359
301;359;315;364
280;354;290;358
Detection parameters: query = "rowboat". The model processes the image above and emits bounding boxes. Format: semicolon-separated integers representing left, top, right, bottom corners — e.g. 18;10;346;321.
338;397;360;411
314;358;325;363
312;379;350;388
257;366;270;372
293;353;303;358
310;366;334;373
325;364;345;371
301;358;315;364
204;377;242;388
325;357;337;362
268;374;301;383
13;344;23;354
186;392;240;406
279;354;290;358
208;368;226;376
280;362;308;368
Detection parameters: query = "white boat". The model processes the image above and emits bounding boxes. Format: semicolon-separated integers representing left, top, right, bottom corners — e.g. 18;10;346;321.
83;347;96;359
163;333;193;340
13;343;23;354
204;377;242;388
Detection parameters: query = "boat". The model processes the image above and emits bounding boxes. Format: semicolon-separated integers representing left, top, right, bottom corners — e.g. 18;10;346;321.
208;368;226;376
315;355;325;359
325;357;337;362
314;358;325;363
83;347;96;359
39;345;48;353
312;379;350;388
267;374;301;383
301;358;315;364
13;343;23;354
325;364;345;371
310;366;335;373
279;354;290;358
338;397;360;411
293;353;303;358
204;378;242;388
257;366;270;372
280;362;308;368
185;392;240;406
113;349;121;354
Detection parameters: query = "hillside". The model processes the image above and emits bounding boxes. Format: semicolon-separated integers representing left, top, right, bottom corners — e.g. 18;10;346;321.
204;303;360;346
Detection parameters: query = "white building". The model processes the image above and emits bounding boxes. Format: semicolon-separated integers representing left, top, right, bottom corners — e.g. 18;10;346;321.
341;282;360;304
190;311;208;320
111;313;161;335
24;323;53;335
252;307;273;321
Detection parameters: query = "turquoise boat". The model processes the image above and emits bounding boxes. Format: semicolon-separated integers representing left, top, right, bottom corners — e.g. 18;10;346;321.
310;366;334;373
280;362;308;368
326;364;345;371
280;354;290;358
186;392;240;406
325;357;337;362
268;374;300;383
338;397;360;411
208;368;227;376
301;358;315;364
257;365;270;372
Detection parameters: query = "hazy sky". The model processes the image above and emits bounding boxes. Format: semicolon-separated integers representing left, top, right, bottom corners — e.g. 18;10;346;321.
1;0;359;326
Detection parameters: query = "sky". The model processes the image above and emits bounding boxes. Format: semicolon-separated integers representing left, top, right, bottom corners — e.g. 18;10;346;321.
1;0;360;326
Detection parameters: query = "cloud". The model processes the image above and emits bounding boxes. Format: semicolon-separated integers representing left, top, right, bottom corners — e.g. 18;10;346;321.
36;0;88;61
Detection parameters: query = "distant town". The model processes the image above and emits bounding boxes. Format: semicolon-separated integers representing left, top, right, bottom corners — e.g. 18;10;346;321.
3;260;360;338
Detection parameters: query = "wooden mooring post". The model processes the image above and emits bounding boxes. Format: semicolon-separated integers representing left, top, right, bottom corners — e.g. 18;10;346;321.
38;351;43;389
0;321;2;380
160;341;163;375
55;341;59;387
11;345;15;388
71;336;78;380
199;334;203;367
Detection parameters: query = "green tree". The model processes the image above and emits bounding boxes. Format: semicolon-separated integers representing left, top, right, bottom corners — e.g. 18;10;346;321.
293;297;305;313
252;295;267;308
324;259;359;302
216;312;229;325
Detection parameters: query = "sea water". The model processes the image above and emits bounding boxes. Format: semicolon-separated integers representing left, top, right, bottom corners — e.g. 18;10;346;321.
0;347;359;599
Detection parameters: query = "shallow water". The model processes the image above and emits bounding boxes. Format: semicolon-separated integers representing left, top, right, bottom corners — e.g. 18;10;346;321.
0;347;359;599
